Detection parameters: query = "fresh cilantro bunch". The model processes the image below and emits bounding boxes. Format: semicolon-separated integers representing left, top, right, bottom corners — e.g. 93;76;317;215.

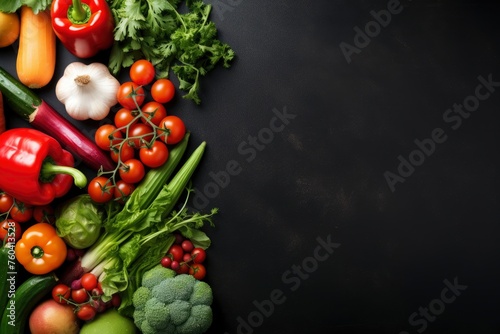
109;0;235;104
0;0;51;13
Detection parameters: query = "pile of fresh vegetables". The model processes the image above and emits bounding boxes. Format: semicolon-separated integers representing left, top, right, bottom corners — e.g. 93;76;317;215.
0;0;234;333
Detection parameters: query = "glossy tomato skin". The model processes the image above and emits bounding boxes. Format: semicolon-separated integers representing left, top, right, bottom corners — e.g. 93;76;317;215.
139;140;169;168
189;263;207;280
117;81;145;109
77;304;96;321
0;193;14;213
71;288;89;304
191;247;207;264
168;244;184;262
119;159;145;184
110;142;135;163
151;78;175;103
33;205;55;224
114;108;138;129
127;123;154;149
130;59;155;86
81;273;98;291
113;180;135;203
158;116;186;145
141;101;167;126
95;124;122;151
88;176;113;203
52;284;71;304
10;203;33;223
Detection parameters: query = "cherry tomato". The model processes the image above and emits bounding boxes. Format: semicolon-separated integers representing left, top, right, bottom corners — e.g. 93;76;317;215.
52;284;71;304
158;116;186;145
139;140;169;168
168;244;184;262
141;101;167;126
110;142;135;163
191;248;207;264
0;193;14;214
189;263;207;280
10;203;33;223
71;288;89;304
0;219;21;243
88;176;114;203
114;108;139;129
130;59;155;86
117;81;145;109
161;256;172;268
151;78;175;103
181;240;194;253
95;124;123;151
177;262;190;275
113;180;135;203
81;273;98;291
77;304;96;321
33;205;55;224
127;123;154;149
119;159;145;184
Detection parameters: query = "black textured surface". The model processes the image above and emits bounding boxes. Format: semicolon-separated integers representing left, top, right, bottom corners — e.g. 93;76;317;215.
1;0;500;333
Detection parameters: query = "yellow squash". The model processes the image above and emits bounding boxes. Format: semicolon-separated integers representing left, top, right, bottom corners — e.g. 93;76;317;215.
16;7;56;89
0;11;20;48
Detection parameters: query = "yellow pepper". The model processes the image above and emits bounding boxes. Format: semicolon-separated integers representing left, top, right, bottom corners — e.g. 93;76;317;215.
15;223;67;275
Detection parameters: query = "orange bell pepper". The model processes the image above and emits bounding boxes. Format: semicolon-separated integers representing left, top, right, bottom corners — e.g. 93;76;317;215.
15;223;67;275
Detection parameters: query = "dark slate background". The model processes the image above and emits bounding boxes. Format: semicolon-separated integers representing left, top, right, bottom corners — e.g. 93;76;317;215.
1;0;499;333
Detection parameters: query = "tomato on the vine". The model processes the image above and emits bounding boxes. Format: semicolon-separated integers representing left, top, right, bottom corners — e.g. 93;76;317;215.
151;78;175;103
77;304;96;321
158;116;186;145
0;193;14;214
81;273;98;291
119;159;145;184
127;123;154;149
114;108;138;129
168;244;184;262
141;101;167;126
117;81;145;109
130;59;155;86
10;203;33;223
191;248;207;264
94;124;123;151
71;288;89;304
139;140;169;168
189;263;207;280
0;219;21;243
33;205;55;224
52;284;71;304
110;142;135;163
88;176;114;203
113;180;135;203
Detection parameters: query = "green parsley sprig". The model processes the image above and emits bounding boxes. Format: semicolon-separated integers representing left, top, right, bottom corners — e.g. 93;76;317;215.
108;0;235;104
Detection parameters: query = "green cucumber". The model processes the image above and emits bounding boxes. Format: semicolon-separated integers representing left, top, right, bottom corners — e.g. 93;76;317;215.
0;273;57;334
0;244;13;312
0;66;41;119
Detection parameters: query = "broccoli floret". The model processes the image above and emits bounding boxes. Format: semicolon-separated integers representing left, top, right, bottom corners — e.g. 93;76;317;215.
190;281;213;306
132;286;151;310
132;267;213;334
152;274;195;304
177;305;213;334
141;265;176;289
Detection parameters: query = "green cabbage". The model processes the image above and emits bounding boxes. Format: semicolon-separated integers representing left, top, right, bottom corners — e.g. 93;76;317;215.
55;194;104;249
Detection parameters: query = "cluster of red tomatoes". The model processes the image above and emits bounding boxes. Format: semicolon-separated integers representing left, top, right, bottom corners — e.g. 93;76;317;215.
161;233;208;280
51;272;120;321
88;59;187;204
0;193;54;243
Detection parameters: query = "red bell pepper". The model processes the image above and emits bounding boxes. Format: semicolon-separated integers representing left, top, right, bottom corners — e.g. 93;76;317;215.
0;128;87;206
51;0;115;58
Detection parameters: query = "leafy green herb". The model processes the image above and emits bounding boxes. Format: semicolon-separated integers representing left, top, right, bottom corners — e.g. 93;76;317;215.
0;0;50;14
108;0;235;104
